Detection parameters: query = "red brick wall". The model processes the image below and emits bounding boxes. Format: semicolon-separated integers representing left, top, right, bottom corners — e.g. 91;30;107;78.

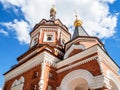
3;65;41;90
68;49;83;57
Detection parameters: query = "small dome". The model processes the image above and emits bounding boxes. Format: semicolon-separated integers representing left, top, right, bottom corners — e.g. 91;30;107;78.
50;5;56;19
74;15;83;27
50;5;56;13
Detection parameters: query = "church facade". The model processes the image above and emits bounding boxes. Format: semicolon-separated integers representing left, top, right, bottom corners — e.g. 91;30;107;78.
3;6;120;90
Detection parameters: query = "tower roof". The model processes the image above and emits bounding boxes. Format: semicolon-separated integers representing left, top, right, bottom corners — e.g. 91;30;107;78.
72;26;89;39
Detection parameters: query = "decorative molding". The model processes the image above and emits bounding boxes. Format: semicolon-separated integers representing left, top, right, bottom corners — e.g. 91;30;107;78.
59;69;107;90
43;32;55;42
89;75;111;89
106;70;120;89
64;44;85;59
66;37;104;51
54;48;64;56
4;51;60;82
11;76;24;90
97;46;119;74
39;62;46;90
19;49;38;63
57;55;98;73
57;45;98;69
96;57;104;74
56;86;62;90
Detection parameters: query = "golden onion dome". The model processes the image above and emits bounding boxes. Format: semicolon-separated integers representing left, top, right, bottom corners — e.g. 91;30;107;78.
50;5;56;13
74;15;83;27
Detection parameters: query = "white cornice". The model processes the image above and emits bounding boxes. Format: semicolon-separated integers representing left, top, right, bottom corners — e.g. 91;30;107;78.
57;45;98;69
57;56;98;73
4;51;60;82
18;49;38;63
64;44;85;59
57;45;119;74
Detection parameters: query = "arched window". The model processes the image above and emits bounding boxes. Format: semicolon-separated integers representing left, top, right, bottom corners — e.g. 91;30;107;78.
11;76;25;90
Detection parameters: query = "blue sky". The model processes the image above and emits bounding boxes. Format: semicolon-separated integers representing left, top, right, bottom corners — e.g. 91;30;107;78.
0;0;120;89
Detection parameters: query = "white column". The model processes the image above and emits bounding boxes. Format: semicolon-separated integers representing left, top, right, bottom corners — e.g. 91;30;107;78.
39;61;46;90
89;75;111;90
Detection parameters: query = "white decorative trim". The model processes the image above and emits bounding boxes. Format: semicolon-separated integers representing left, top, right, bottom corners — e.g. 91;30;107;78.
57;55;98;73
57;45;119;74
65;37;104;51
59;69;106;90
107;70;120;89
19;49;38;63
96;57;104;74
64;44;85;59
97;46;119;73
39;62;46;90
57;86;62;90
43;32;55;42
11;76;25;90
5;51;60;81
89;75;111;89
57;45;98;69
54;48;64;56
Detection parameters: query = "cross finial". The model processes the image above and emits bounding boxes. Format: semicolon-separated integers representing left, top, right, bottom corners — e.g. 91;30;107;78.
50;0;56;20
74;10;78;20
73;10;83;27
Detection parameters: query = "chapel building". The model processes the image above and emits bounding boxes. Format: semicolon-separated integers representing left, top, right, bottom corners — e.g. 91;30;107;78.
3;5;120;90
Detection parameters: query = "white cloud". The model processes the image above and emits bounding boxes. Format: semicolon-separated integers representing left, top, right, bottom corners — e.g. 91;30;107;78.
0;0;118;43
1;19;30;44
0;87;2;90
0;29;8;36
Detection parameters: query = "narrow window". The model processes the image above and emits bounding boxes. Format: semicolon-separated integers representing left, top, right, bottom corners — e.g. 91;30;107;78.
47;35;53;41
33;71;39;79
34;38;38;45
49;72;53;79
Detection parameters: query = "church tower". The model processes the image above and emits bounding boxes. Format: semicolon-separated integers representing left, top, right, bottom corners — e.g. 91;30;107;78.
3;5;120;90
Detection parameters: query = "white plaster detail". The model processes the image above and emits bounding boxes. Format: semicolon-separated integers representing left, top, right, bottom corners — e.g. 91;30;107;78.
57;86;62;90
57;45;98;69
98;46;119;74
30;34;39;47
5;51;60;81
54;48;64;56
57;45;119;74
45;47;52;52
11;76;24;90
107;70;120;90
43;32;55;42
96;57;104;74
64;44;85;59
57;55;98;73
19;49;38;63
60;69;106;90
65;37;104;51
39;61;46;90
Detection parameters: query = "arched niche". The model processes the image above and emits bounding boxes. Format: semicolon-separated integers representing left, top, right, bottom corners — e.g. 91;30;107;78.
60;69;94;90
11;76;25;90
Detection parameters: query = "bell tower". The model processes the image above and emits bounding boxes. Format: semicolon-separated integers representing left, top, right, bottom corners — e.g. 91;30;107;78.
29;5;71;59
